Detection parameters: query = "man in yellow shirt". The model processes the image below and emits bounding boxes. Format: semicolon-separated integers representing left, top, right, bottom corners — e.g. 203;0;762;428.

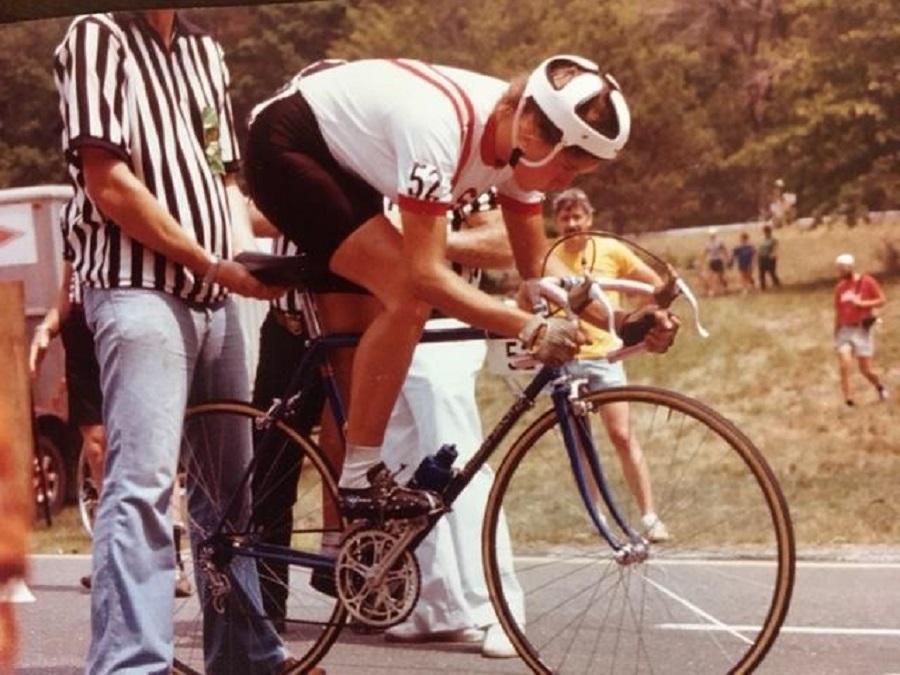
550;188;669;542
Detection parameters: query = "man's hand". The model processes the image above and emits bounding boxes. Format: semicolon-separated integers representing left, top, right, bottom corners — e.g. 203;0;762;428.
28;324;54;379
215;260;286;301
520;315;586;366
619;306;681;353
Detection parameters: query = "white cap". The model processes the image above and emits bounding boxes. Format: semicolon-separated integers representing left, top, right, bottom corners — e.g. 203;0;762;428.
835;253;854;266
708;227;718;235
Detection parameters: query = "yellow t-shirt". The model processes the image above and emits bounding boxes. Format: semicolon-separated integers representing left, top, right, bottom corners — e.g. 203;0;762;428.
551;236;641;359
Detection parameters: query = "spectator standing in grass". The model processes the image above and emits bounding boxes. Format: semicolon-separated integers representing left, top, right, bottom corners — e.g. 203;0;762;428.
833;253;888;406
548;188;670;542
768;178;796;229
703;227;729;296
730;231;756;294
757;224;781;290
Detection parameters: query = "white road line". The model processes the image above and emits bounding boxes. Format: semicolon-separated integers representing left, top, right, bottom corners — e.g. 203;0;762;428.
658;624;900;637
0;579;36;603
515;555;900;569
643;575;753;645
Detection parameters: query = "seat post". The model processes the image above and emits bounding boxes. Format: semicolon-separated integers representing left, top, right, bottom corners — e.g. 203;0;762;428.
297;289;324;339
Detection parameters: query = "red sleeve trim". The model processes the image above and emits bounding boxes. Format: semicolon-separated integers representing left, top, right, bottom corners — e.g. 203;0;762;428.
397;194;452;217
497;194;543;216
390;59;474;188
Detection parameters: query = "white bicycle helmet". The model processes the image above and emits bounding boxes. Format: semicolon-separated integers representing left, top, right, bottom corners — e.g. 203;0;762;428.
511;54;631;167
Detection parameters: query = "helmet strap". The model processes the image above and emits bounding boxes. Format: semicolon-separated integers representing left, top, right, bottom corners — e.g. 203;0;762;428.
509;94;564;169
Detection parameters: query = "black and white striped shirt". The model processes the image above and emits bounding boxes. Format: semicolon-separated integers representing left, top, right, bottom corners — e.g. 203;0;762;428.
54;12;241;303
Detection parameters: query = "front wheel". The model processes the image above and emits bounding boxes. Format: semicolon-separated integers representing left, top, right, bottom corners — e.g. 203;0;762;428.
173;401;346;674
483;385;795;674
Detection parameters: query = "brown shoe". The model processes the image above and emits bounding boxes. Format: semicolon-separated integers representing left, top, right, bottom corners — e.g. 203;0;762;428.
174;568;194;598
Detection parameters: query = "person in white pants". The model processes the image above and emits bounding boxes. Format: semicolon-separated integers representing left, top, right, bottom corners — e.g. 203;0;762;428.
380;193;524;658
381;321;524;657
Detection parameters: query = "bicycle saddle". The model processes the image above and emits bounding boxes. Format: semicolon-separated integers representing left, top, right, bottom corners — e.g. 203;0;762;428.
234;251;329;288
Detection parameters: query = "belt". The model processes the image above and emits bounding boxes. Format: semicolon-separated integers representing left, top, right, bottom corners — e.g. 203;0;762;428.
271;308;307;336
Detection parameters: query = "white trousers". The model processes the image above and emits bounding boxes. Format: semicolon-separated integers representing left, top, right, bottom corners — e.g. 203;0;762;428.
382;318;524;631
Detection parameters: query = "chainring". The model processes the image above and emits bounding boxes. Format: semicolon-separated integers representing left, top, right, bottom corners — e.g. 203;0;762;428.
335;527;421;628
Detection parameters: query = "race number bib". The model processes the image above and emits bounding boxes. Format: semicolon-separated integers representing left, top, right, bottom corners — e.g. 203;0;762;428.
405;161;451;202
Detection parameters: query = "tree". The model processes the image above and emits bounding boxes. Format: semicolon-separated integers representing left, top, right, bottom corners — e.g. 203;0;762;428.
751;0;900;220
0;17;70;188
192;2;350;151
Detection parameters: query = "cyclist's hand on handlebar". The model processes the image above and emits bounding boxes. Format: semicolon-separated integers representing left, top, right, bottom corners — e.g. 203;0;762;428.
215;259;287;300
619;305;680;353
567;275;593;315
519;315;586;367
653;274;680;308
516;278;549;314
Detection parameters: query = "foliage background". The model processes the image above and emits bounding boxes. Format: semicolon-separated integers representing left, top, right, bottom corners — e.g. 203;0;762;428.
0;0;897;232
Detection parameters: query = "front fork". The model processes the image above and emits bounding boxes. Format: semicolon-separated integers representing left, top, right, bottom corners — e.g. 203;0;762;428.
550;382;648;565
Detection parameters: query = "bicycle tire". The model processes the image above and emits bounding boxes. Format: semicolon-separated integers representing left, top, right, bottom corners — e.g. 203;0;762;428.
33;433;67;516
76;446;98;537
483;385;795;674
173;401;346;674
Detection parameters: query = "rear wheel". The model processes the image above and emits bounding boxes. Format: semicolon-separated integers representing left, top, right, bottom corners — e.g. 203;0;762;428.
484;385;795;674
173;401;345;674
76;447;99;536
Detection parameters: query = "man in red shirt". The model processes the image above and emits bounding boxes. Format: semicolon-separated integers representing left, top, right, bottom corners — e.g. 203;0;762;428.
833;253;888;406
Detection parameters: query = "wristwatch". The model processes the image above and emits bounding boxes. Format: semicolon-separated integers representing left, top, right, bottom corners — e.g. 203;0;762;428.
201;252;220;286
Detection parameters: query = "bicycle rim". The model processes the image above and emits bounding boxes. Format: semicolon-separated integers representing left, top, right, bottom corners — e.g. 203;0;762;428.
484;385;795;674
76;448;97;538
173;401;345;674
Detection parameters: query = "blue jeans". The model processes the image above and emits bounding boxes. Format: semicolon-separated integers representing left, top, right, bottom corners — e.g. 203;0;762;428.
84;289;284;674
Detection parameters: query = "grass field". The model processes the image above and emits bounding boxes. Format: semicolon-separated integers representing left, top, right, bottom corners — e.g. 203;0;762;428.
30;218;899;555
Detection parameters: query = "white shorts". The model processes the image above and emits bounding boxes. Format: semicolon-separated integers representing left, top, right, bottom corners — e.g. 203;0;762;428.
834;325;874;357
564;358;627;391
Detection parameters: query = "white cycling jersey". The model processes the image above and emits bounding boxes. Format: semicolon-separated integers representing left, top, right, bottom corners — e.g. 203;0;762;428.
292;59;543;217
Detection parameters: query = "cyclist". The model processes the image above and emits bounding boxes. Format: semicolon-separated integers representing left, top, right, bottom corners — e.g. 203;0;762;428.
245;55;678;513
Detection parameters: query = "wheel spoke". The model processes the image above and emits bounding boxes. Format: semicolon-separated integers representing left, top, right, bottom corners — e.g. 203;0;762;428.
174;403;345;674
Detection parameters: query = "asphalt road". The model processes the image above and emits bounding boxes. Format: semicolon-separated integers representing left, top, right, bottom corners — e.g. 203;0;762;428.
13;553;900;674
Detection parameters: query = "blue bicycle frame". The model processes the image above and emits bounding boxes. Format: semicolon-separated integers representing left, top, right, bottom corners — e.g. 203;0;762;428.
205;322;643;570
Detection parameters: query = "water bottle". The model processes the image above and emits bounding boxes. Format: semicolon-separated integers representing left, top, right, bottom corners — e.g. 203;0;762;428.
408;444;458;493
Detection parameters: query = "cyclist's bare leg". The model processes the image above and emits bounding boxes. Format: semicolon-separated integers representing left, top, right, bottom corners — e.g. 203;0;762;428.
322;214;432;482
597;401;655;515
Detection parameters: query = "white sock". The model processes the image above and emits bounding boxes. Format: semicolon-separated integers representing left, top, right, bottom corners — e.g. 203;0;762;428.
338;444;382;489
641;512;659;527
